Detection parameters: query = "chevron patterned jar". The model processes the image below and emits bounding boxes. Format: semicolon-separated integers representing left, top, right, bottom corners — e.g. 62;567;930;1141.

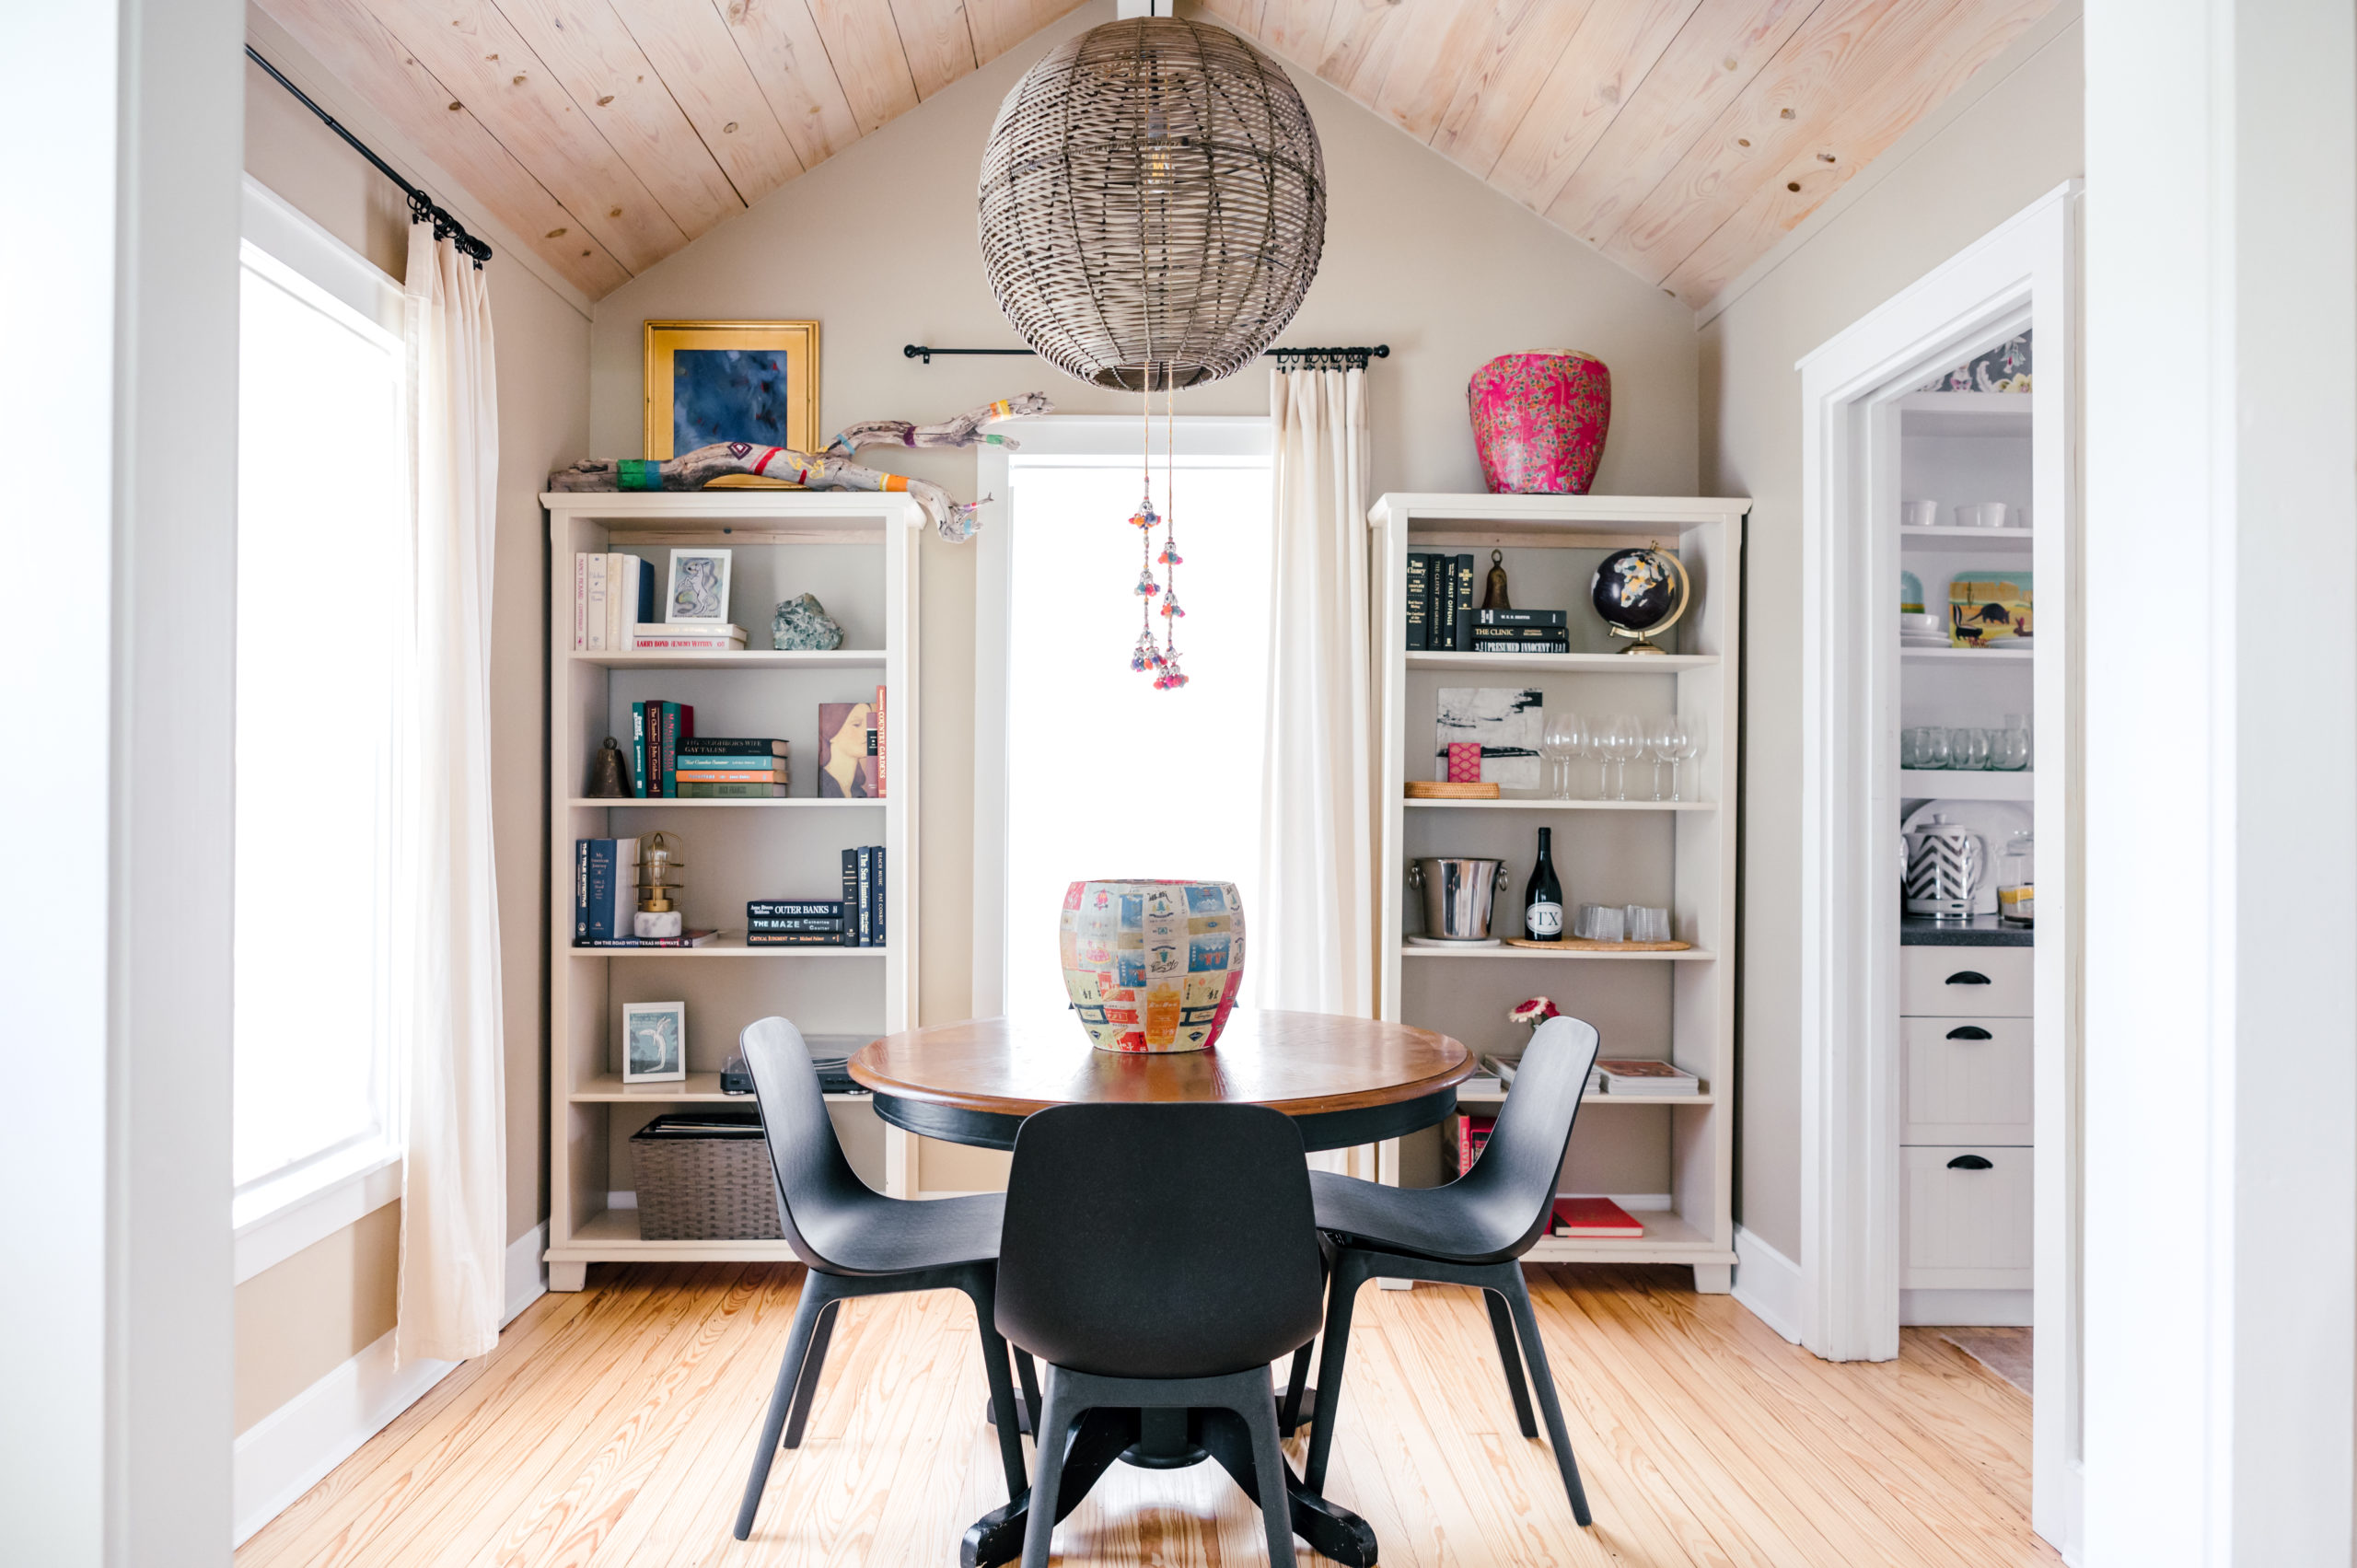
1903;815;1988;919
1059;879;1246;1052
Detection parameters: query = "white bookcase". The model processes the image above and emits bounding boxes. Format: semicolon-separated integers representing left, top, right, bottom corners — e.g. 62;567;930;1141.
541;491;923;1291
1369;494;1747;1292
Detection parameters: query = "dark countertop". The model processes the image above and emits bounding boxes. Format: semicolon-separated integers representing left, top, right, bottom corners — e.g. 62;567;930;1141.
1902;914;2033;947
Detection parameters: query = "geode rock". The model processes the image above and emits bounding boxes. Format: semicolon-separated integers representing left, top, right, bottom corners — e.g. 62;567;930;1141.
772;593;845;651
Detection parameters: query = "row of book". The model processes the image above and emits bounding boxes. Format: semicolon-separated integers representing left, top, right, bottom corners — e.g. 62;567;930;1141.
634;704;790;799
572;553;749;652
571;838;720;946
746;847;888;946
1403;552;1573;653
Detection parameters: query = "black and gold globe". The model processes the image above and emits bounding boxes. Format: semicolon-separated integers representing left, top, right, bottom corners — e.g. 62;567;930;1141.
1590;547;1689;655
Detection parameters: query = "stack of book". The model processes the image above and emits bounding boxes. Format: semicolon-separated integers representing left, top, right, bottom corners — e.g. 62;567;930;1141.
675;737;788;798
1457;1113;1496;1175
841;846;887;946
1471;607;1570;655
632;622;748;653
628;701;694;796
1595;1059;1701;1095
746;900;844;946
574;553;655;651
571;837;718;947
1405;552;1475;650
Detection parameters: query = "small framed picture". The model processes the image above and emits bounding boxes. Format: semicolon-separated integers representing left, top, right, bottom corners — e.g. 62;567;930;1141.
666;549;733;626
621;1001;688;1083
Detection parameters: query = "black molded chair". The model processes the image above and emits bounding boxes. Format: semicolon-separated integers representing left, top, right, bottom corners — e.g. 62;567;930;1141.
1297;1013;1603;1526
733;1016;1037;1540
997;1103;1327;1568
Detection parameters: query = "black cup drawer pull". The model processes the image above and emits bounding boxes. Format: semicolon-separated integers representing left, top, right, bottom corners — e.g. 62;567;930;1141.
1944;970;1991;986
1946;1155;1994;1170
1945;1025;1993;1040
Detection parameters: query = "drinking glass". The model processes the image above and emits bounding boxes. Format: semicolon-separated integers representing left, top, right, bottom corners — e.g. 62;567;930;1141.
1575;904;1625;942
1656;716;1701;801
1917;726;1952;770
1542;713;1584;800
1625;905;1671;943
1994;713;2031;771
1599;715;1643;802
1953;727;1991;771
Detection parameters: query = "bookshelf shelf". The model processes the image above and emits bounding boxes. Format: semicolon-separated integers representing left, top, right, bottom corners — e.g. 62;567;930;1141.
542;491;921;1292
1903;645;2034;664
1372;493;1745;1291
568;796;884;809
570;648;888;670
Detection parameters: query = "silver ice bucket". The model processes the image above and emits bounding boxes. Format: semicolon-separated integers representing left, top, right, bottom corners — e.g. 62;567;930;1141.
1410;857;1510;939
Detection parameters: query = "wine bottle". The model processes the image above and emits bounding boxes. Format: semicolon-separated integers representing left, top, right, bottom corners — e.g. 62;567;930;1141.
1525;827;1565;940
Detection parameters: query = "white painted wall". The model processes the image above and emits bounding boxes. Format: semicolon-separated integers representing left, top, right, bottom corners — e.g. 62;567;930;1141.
585;0;1701;1026
2082;1;2357;1562
0;0;246;1559
1700;15;2084;1260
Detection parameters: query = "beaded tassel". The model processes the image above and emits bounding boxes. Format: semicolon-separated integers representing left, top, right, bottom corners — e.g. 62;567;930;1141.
1155;374;1184;689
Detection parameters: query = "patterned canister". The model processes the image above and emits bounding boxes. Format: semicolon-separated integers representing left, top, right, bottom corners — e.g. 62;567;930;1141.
1903;815;1988;919
1059;879;1246;1053
1468;350;1612;495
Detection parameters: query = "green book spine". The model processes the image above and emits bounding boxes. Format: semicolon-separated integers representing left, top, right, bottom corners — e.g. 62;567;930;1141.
676;783;789;797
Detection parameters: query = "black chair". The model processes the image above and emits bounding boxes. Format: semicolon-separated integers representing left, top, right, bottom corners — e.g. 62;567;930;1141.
1296;1013;1603;1526
996;1103;1327;1568
733;1016;1037;1540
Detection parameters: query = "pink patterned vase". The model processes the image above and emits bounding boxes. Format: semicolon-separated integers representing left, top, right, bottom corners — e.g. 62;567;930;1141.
1469;351;1612;495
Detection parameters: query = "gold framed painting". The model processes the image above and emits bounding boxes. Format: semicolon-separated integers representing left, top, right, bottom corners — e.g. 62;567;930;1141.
643;319;819;487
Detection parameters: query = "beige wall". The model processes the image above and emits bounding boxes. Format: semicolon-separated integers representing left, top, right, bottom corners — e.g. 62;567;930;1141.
238;53;588;1433
1698;19;2084;1260
586;0;1700;1021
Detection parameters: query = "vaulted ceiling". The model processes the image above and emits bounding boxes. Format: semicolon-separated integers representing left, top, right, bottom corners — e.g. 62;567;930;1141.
257;0;2058;308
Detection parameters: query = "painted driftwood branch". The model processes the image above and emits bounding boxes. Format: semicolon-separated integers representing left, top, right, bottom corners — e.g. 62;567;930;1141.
547;393;1053;541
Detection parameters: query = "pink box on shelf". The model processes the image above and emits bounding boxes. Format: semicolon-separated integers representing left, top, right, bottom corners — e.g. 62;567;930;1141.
1446;742;1483;784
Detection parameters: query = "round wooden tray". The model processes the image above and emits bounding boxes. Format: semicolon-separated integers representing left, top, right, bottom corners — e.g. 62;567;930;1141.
1501;936;1693;952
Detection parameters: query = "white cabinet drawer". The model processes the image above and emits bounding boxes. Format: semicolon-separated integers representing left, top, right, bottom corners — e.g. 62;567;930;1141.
1902;1017;2033;1145
1900;947;2031;1017
1901;1145;2033;1289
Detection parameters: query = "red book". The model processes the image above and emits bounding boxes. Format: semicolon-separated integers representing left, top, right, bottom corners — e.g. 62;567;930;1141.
1550;1197;1644;1237
1457;1114;1495;1176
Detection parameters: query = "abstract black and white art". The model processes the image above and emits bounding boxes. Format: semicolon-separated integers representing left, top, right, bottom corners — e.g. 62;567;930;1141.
1434;687;1544;789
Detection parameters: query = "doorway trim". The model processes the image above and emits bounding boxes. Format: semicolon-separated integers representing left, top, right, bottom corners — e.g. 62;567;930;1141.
1795;181;2081;1553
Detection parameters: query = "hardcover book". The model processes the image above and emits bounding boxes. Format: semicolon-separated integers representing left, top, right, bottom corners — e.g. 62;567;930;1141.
1453;553;1477;651
575;928;720;948
676;783;786;797
1595;1059;1701;1094
1474;608;1569;627
749;900;843;918
678;738;787;756
1457;1114;1496;1176
1549;1197;1645;1237
1405;553;1431;650
818;703;878;798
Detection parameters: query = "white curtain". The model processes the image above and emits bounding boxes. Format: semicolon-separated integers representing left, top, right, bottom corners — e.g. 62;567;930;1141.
394;224;505;1363
1259;366;1377;1173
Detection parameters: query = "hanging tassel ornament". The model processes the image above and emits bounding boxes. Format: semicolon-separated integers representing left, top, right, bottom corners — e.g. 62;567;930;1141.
1153;371;1185;689
1135;568;1160;597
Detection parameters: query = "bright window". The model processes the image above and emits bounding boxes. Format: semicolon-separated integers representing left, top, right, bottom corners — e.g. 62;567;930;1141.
998;431;1274;1019
231;202;405;1224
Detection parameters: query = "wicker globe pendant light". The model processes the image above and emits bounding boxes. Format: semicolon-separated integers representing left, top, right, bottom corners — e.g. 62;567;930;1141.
977;14;1327;391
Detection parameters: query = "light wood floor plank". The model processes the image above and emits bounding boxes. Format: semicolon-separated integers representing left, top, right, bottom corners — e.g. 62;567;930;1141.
240;1262;2054;1568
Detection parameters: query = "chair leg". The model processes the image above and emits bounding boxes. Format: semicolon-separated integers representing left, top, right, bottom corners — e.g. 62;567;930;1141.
1484;1288;1538;1438
1019;1370;1079;1568
1502;1267;1592;1527
974;1318;1031;1502
1279;1342;1313;1434
734;1273;838;1540
1303;1250;1369;1493
1236;1382;1300;1567
1015;1347;1043;1433
780;1297;841;1449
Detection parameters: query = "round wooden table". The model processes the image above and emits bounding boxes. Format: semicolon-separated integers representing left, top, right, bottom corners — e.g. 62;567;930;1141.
849;1007;1474;1154
848;1008;1471;1568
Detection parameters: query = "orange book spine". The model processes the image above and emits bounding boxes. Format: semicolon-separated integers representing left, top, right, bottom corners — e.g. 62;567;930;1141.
671;769;787;783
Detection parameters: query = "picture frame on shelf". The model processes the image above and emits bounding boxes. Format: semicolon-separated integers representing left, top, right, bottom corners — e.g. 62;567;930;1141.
642;319;819;479
666;548;733;626
621;1000;688;1083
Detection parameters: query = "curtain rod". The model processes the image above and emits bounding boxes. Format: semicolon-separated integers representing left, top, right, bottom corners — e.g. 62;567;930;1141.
247;44;493;268
903;343;1389;369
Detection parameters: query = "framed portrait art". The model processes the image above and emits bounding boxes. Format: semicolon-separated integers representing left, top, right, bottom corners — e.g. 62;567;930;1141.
621;1000;688;1084
643;320;819;487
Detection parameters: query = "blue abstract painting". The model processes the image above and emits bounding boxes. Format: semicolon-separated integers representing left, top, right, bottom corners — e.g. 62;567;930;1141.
673;348;795;450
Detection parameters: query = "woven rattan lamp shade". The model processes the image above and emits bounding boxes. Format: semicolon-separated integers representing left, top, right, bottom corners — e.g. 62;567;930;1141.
978;16;1325;390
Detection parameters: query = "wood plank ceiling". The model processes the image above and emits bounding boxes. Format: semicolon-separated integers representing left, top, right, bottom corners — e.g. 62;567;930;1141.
258;0;2058;308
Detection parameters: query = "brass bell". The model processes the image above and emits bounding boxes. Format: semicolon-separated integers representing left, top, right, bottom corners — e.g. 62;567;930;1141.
586;737;632;798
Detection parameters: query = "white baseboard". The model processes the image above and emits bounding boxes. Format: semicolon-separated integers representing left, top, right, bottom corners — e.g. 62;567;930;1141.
505;1220;548;1327
1732;1225;1804;1343
1900;1287;2033;1327
235;1220;552;1548
233;1330;457;1547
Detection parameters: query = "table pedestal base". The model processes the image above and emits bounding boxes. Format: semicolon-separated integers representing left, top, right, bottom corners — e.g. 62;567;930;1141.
958;1405;1377;1568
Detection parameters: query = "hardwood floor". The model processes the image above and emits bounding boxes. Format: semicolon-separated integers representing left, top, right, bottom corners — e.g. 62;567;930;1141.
238;1263;2058;1567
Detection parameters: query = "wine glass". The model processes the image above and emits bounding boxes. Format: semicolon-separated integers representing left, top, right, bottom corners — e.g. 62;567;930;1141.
1541;713;1584;800
1657;715;1701;801
1573;720;1605;799
1599;715;1643;801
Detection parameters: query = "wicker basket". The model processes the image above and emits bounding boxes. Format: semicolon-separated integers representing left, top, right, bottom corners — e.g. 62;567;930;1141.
631;1113;783;1240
